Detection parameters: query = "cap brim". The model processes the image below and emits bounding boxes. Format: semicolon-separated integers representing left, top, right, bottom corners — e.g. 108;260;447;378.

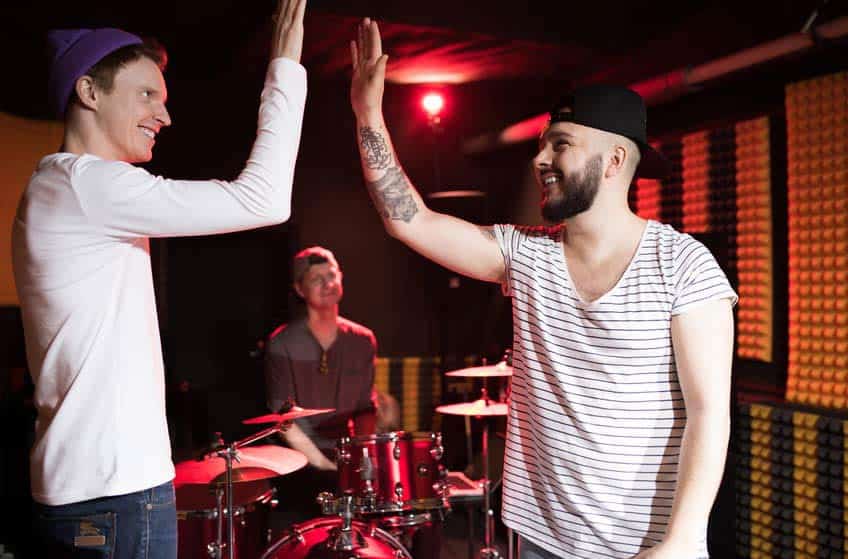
635;141;670;180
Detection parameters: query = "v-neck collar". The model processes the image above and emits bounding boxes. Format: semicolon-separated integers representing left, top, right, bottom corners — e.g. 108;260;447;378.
557;220;653;308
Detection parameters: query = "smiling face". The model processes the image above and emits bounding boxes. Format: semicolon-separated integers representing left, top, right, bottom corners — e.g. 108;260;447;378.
88;57;171;163
295;262;344;312
533;121;605;222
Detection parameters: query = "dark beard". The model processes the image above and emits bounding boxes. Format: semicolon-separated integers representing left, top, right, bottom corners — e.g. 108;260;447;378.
541;154;603;223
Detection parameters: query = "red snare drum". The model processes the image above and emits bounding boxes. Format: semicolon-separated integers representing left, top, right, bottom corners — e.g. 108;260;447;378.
337;431;448;515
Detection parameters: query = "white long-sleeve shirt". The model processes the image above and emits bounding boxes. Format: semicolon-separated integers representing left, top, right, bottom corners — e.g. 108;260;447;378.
12;57;306;506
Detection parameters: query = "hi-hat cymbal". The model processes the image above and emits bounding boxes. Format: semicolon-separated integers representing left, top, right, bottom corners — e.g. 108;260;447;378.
242;406;335;425
436;399;508;417
174;445;307;486
445;361;513;378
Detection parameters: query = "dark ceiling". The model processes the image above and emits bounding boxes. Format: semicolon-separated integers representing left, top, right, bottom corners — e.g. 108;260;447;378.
4;0;845;123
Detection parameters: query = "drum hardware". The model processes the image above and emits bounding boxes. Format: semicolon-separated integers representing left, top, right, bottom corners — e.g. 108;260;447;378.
259;516;413;558
175;406;331;559
360;446;377;511
325;492;357;552
438;358;509;559
336;431;449;516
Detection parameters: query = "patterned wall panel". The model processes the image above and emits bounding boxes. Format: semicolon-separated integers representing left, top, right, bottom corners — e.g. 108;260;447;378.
736;117;774;362
682;130;711;233
633;177;663;221
375;356;442;432
735;402;845;558
786;71;848;409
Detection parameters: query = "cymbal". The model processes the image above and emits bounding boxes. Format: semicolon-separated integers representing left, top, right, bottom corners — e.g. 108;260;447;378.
242;406;335;425
174;445;307;486
445;361;513;378
436;398;508;417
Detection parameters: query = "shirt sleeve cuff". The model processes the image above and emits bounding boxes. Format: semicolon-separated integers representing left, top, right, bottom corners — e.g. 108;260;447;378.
266;57;308;90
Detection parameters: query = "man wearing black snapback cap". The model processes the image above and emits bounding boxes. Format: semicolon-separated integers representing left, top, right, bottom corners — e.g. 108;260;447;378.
349;19;736;559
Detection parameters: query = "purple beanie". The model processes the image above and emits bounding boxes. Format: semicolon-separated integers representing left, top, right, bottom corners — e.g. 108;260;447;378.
47;28;143;119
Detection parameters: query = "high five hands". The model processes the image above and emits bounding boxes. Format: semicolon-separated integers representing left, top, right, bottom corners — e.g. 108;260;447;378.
271;0;307;62
350;18;388;121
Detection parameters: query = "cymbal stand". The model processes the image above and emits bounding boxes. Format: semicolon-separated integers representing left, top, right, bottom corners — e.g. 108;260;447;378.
210;445;240;559
478;396;501;559
208;422;290;559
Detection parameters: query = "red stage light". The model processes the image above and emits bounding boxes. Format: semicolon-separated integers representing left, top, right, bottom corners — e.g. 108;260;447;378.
421;92;445;117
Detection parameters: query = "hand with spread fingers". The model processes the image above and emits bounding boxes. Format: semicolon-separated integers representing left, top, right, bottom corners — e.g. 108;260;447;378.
271;0;307;62
350;17;388;121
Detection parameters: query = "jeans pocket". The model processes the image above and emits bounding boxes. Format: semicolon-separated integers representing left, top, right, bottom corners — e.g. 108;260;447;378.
149;481;176;510
39;511;116;558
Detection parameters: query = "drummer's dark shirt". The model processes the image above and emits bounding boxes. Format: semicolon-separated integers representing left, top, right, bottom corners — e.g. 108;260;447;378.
264;316;376;456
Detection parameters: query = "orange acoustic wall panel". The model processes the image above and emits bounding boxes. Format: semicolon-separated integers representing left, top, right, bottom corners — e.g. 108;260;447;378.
682;130;711;233
735;117;773;362
786;71;848;409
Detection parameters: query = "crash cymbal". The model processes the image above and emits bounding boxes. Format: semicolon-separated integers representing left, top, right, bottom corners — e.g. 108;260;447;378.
436;399;508;417
445;361;513;378
242;406;335;425
174;445;307;486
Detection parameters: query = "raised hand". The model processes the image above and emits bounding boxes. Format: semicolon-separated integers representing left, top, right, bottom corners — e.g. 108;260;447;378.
350;18;388;121
271;0;306;62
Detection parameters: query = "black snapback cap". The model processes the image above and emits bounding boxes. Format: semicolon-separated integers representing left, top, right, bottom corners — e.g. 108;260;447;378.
549;84;669;179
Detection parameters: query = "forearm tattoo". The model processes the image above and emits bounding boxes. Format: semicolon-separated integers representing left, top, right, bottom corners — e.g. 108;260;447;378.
359;126;418;223
359;126;392;170
368;166;418;223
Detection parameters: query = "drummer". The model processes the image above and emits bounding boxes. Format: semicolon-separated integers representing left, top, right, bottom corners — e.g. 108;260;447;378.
263;246;379;521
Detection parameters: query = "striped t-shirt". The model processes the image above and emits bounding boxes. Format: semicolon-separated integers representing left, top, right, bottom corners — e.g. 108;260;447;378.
493;219;737;559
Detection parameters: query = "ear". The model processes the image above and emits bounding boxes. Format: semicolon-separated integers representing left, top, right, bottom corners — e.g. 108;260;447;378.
293;282;304;299
605;144;628;179
74;75;99;111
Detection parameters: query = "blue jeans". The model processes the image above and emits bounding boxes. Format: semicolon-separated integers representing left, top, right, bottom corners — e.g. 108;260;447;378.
35;480;177;559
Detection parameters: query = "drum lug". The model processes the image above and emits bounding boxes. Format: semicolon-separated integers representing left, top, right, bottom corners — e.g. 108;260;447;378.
430;432;444;460
417;463;430;477
394;482;404;504
206;541;223;559
393;442;401;460
429;444;444;461
337;437;352;464
317;491;338;515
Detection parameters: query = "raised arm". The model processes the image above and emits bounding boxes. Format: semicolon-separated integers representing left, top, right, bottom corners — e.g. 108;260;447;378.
71;0;308;239
350;19;504;283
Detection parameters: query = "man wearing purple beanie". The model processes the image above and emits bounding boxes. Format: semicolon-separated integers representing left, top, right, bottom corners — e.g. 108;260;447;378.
12;0;307;557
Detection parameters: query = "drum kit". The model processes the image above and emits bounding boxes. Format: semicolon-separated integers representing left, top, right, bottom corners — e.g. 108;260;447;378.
173;361;513;558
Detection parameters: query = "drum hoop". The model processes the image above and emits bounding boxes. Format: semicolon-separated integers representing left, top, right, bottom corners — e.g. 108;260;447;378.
346;430;442;445
349;430;411;444
358;497;445;514
259;517;413;559
176;506;246;520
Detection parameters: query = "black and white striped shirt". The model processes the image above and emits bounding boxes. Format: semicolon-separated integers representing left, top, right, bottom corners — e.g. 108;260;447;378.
494;220;737;559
